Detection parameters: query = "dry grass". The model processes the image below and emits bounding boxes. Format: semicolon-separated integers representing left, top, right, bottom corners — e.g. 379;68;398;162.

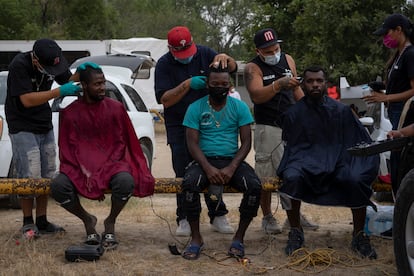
0;195;398;276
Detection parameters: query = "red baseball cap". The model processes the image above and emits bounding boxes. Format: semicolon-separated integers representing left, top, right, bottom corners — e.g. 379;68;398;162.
167;26;197;59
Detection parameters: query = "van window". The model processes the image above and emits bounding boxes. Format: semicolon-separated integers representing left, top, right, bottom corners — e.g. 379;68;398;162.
0;51;20;71
0;74;6;104
62;51;91;65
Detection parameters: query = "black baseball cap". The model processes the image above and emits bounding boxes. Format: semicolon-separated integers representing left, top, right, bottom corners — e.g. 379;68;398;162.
32;38;68;75
254;28;283;49
373;13;411;36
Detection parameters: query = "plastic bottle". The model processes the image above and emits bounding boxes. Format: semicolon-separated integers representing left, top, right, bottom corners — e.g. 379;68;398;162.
364;205;393;237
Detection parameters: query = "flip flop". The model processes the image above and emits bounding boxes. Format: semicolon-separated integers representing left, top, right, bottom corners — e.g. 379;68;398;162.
21;224;41;240
228;240;245;258
182;243;204;260
101;233;119;250
84;233;101;246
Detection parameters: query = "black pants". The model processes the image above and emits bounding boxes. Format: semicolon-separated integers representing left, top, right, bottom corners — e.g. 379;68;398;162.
50;172;134;204
181;158;261;222
170;142;228;223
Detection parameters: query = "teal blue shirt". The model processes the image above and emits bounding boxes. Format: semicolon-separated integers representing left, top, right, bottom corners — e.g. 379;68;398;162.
183;96;254;157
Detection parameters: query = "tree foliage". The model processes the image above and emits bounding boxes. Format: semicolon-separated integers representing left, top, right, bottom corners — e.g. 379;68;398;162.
0;0;413;85
250;0;411;84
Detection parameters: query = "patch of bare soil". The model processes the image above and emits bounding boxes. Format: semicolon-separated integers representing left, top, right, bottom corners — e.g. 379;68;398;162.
0;123;397;275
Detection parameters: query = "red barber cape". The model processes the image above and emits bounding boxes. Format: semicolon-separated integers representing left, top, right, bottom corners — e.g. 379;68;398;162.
58;97;155;199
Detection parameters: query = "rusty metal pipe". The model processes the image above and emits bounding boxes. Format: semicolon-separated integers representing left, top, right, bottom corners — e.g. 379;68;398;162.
0;177;282;195
0;177;390;195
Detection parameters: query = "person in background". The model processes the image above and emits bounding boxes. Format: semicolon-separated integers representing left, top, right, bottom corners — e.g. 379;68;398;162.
5;38;80;239
244;28;318;235
180;65;261;260
155;26;238;236
327;80;340;100
278;65;379;259
228;81;241;100
366;13;414;195
50;63;154;250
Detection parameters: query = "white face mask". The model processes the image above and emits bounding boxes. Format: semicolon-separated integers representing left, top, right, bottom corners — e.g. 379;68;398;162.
261;51;281;66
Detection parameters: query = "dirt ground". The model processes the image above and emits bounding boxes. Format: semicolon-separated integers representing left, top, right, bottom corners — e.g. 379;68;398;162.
0;122;398;275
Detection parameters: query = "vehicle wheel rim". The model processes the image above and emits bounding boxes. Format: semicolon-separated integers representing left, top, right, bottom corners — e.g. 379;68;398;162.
406;202;414;271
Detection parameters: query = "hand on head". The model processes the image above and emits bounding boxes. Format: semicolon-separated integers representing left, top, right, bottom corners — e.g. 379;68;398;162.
210;54;230;69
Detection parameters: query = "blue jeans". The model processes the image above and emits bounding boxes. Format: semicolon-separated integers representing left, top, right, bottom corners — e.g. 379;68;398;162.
170;142;228;224
9;130;56;197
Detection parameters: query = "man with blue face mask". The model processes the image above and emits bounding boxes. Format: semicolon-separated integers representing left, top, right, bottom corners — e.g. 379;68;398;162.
155;26;238;237
180;65;261;260
244;28;318;235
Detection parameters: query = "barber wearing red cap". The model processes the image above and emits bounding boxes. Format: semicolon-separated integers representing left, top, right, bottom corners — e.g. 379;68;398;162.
5;38;80;239
155;26;238;236
368;14;414;196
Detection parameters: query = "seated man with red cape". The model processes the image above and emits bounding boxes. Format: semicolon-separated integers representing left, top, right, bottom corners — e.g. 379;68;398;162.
50;62;154;250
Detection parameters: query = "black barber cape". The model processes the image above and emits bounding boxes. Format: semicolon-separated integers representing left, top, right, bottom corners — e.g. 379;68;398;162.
277;96;379;208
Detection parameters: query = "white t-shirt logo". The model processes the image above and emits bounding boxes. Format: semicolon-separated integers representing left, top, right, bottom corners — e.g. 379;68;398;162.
264;31;274;41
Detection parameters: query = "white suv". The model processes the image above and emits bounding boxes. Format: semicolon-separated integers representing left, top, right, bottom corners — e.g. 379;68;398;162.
0;65;155;208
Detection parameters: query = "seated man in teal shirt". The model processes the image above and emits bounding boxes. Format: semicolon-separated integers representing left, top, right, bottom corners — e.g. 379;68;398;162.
180;65;261;260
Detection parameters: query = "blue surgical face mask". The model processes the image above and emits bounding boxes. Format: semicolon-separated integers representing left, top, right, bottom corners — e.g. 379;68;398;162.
175;55;193;64
261;51;281;66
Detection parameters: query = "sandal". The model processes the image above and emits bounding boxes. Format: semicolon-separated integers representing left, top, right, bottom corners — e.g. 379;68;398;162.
228;240;245;258
101;233;119;250
38;222;66;234
182;243;204;260
21;224;41;240
84;233;101;246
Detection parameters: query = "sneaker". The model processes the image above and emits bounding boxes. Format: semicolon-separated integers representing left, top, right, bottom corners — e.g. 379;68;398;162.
285;228;304;255
351;231;377;259
262;214;282;234
211;216;234;234
283;214;319;231
176;219;191;237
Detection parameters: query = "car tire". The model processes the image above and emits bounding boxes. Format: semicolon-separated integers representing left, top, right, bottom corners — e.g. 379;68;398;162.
394;168;414;276
140;143;152;170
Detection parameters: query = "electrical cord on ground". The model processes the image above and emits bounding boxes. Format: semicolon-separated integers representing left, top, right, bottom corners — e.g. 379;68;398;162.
278;247;384;274
148;196;190;255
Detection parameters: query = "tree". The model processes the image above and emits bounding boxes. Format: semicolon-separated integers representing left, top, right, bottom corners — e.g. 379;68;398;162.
245;0;409;85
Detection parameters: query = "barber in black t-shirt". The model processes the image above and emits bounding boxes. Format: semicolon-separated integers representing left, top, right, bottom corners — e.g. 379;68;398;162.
5;38;80;239
244;28;318;235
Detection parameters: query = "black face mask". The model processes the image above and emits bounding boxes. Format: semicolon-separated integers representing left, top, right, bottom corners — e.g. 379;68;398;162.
208;87;228;103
